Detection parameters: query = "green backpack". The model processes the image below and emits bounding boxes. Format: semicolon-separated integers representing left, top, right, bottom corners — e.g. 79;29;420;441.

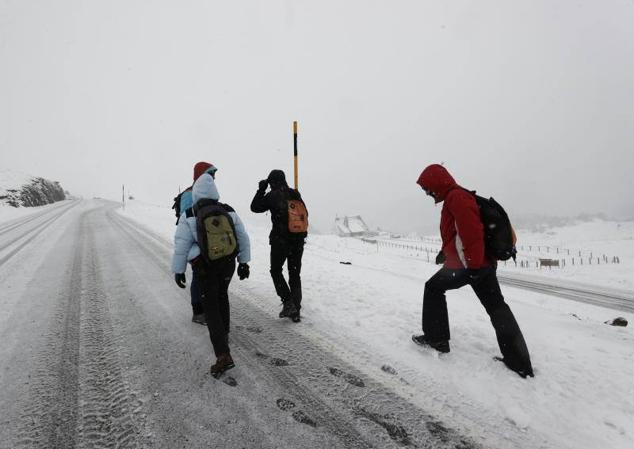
194;200;238;263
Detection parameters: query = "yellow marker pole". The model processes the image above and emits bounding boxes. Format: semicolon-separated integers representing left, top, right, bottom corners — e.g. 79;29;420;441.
293;121;299;190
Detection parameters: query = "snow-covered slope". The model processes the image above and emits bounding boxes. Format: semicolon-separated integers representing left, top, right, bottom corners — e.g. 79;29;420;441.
0;169;66;208
0;170;33;200
118;200;634;449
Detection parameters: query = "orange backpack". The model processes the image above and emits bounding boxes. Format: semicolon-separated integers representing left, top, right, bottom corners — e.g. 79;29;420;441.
288;199;308;233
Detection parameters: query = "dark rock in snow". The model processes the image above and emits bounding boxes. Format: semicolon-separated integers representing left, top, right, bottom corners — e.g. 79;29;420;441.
605;317;628;327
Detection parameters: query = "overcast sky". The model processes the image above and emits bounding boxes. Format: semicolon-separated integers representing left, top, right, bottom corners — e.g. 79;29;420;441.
1;0;633;233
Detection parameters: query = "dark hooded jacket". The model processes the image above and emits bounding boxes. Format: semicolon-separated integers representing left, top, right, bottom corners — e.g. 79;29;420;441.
417;164;490;269
250;170;308;242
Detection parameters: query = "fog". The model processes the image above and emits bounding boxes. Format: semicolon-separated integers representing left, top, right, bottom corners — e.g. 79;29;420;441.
2;0;633;233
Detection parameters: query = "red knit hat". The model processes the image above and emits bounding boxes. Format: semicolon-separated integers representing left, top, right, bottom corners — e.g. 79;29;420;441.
193;161;217;181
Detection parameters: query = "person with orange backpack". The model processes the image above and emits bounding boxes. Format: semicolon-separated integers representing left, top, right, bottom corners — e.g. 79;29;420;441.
250;170;308;323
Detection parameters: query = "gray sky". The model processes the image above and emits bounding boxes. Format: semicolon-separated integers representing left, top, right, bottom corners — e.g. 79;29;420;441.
1;0;633;233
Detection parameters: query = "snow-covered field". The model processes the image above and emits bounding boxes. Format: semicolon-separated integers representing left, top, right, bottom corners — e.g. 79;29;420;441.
118;200;634;449
371;220;634;292
508;221;634;290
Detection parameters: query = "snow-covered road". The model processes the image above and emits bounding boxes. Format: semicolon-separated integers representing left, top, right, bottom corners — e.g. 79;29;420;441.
0;200;481;449
497;273;634;313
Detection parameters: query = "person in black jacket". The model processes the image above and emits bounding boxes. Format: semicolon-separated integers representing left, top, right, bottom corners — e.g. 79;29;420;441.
251;170;307;322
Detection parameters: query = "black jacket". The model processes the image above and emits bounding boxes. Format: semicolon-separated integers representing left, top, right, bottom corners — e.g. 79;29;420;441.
250;186;308;242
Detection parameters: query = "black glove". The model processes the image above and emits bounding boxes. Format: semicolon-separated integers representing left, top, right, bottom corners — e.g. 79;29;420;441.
237;263;250;280
258;179;268;192
435;251;446;265
175;273;186;288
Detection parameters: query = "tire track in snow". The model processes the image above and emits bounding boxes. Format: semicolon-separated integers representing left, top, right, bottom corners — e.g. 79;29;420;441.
15;208;143;448
75;212;143;449
0;200;73;235
107;212;381;448
0;200;80;268
109;207;481;449
15;210;84;448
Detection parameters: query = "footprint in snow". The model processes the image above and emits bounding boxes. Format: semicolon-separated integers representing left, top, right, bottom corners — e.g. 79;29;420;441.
270;358;289;367
381;364;398;375
254;351;289;366
222;376;237;387
328;367;365;387
276;398;296;411
292;410;317;428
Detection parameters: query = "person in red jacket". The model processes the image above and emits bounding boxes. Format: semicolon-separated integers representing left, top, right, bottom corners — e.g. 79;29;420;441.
412;164;534;378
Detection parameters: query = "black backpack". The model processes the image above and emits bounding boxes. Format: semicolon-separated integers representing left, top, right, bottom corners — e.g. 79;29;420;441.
193;199;239;264
172;192;184;224
465;190;517;261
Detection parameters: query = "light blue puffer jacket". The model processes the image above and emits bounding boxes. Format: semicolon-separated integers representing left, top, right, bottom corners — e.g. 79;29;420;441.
171;174;251;273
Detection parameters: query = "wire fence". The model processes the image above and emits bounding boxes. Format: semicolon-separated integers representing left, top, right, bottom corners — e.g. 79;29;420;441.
361;238;621;269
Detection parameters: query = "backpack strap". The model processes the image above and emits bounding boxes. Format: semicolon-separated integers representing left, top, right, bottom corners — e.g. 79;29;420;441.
219;202;235;213
185;207;194;218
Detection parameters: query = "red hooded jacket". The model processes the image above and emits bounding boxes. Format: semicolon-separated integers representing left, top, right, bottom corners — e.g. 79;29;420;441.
417;164;491;269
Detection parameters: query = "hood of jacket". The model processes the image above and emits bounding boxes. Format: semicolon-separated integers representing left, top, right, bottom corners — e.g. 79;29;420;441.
192;173;220;203
416;164;458;203
267;169;289;190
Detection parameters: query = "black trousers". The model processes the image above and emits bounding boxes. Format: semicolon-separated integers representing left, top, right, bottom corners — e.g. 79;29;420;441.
422;267;533;372
190;270;204;315
270;238;305;311
194;260;235;357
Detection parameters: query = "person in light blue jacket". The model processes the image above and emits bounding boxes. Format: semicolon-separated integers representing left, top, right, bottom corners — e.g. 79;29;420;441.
172;170;251;377
172;162;218;325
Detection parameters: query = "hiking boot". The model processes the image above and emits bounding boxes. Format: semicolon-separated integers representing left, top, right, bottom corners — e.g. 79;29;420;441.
411;334;450;353
291;312;301;323
494;357;534;378
279;301;297;318
210;353;235;377
192;313;206;325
